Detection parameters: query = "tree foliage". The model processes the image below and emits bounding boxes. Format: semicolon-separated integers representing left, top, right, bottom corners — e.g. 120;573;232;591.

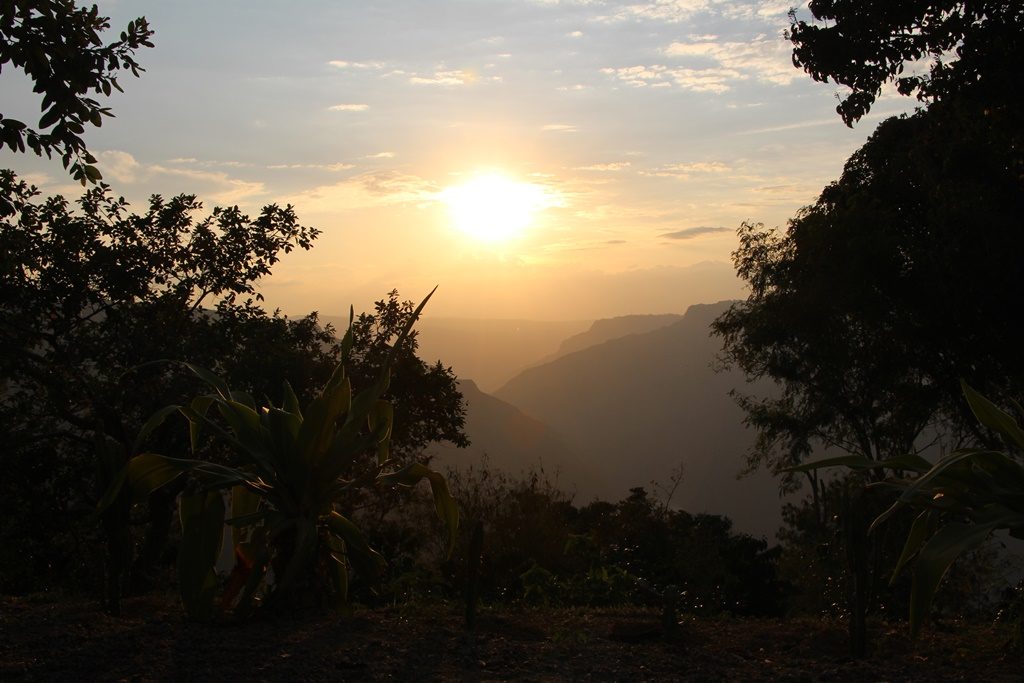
349;291;469;461
0;173;467;593
0;0;154;183
0;171;323;592
713;103;1024;491
108;293;459;620
789;1;1024;124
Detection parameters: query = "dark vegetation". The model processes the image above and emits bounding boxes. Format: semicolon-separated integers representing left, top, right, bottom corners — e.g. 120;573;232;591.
2;0;1024;678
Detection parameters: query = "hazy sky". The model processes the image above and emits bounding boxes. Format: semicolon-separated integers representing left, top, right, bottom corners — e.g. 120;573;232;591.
1;0;916;319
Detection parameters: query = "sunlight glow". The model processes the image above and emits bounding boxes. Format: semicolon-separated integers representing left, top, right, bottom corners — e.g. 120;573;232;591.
440;173;550;242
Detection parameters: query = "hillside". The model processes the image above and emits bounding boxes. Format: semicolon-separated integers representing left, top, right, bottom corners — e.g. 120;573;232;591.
426;379;606;496
542;314;683;363
321;315;591;392
494;301;784;539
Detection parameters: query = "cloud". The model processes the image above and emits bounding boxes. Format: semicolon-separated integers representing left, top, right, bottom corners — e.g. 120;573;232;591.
602;64;741;93
266;162;355;171
327;60;386;70
754;184;801;194
279;170;438;213
98;150;142;183
329;103;369;111
641;161;731;180
575;162;631;171
661;226;731;240
567;30;583;37
96;151;265;205
595;0;712;24
663;34;798;86
150;164;266;205
163;157;253;169
365;152;395;159
665;161;730;173
602;31;796;93
409;69;476;86
543;123;578;132
721;1;798;21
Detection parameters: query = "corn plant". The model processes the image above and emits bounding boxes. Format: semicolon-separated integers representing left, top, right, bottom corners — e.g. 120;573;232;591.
100;289;458;619
792;381;1024;637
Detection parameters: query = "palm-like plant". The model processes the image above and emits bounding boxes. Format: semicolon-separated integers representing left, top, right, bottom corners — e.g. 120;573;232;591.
793;381;1024;637
102;289;458;619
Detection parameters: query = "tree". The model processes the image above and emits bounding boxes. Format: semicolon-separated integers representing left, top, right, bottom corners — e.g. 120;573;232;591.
1;1;154;184
0;171;323;593
0;172;467;594
110;295;459;620
713;107;1024;493
715;0;1024;644
789;1;1024;125
348;290;469;461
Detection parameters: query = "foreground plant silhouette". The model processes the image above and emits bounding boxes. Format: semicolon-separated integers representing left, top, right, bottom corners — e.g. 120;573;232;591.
101;289;458;620
794;382;1024;638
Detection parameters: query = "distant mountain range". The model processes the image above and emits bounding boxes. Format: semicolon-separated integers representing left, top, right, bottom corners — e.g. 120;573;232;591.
540;313;683;363
422;302;785;539
426;379;608;495
414;318;590;392
487;302;785;538
320;315;591;393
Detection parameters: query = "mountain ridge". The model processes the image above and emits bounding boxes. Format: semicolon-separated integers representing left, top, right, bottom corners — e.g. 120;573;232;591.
492;300;784;538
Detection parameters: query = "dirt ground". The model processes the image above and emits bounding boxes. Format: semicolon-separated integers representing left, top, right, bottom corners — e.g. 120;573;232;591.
1;594;1020;681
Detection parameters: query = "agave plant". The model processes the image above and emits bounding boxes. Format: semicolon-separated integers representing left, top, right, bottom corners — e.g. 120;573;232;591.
792;381;1024;637
101;289;458;620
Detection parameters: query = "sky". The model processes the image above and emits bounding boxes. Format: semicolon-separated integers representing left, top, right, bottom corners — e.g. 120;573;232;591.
1;0;917;320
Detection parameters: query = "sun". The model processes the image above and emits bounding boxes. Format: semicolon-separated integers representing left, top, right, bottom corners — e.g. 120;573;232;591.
440;172;549;242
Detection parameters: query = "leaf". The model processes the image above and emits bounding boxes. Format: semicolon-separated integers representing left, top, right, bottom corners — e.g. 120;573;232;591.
312;428;379;497
296;376;351;466
94;463;129;516
890;508;936;583
264;406;301;454
233;535;270;618
132;404;181;454
962;380;1024;449
38;106;62;130
178;490;225;622
229;390;257;411
327;551;350;611
180;362;232;399
125;452;188;504
272;518;318;598
326;511;386;581
785;455;876;472
892;449;1001;508
368;399;394;465
378;462;459;557
185;395;215;451
786;453;932;474
281;380;302;417
229;484;262;550
216;399;273;467
339;306;355;361
908;520;997;638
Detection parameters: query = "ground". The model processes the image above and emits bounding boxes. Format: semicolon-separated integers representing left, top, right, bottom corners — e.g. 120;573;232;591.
1;594;1020;681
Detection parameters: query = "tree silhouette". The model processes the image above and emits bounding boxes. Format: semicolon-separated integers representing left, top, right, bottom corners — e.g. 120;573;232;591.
0;1;154;184
713;104;1024;490
789;1;1023;124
